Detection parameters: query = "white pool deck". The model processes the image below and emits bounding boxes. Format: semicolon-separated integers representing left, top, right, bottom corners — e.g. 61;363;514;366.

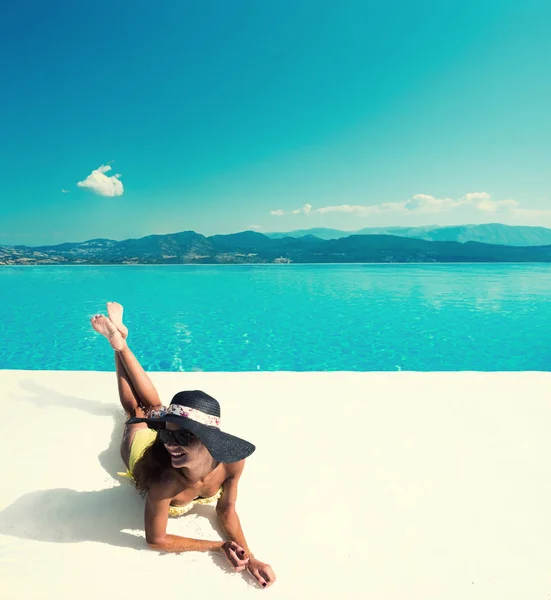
1;369;550;599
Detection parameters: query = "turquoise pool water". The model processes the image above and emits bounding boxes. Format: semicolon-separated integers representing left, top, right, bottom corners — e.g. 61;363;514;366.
1;264;550;371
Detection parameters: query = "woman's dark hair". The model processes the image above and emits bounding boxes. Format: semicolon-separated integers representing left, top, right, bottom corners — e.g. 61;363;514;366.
131;430;221;497
132;436;171;497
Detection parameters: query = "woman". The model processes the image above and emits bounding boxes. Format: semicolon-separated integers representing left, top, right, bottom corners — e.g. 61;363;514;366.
91;302;276;588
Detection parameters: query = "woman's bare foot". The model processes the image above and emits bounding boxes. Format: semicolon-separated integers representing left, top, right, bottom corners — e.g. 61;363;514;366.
91;315;126;352
106;302;128;339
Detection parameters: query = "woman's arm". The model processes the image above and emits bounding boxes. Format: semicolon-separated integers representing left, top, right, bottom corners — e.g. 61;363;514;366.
216;461;253;556
216;461;276;588
144;476;224;553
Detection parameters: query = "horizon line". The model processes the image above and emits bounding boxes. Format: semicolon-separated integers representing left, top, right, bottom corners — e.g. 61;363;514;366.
2;221;548;249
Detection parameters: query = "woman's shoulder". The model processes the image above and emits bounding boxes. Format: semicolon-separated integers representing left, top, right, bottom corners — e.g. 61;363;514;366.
148;468;183;495
223;459;246;480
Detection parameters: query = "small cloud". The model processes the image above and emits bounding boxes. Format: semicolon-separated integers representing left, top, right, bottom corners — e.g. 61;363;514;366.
316;204;383;215
291;203;312;215
248;224;262;230
404;194;456;212
61;189;70;194
462;192;491;202
459;192;519;213
77;164;124;197
495;200;520;213
274;203;312;216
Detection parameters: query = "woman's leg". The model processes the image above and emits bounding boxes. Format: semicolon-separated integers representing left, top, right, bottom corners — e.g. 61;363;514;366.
115;345;162;411
106;301;163;412
114;349;143;416
91;308;163;468
114;345;163;469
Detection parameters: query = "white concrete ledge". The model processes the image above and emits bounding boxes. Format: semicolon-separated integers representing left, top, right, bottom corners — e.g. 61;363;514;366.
1;370;550;599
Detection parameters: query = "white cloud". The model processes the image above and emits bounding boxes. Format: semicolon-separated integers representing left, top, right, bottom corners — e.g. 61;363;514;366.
270;209;285;216
316;193;525;217
270;193;551;224
248;224;262;230
61;189;70;194
316;203;403;215
291;203;312;215
402;192;521;214
404;194;456;212
505;206;551;219
317;204;367;214
77;164;124;197
460;193;519;213
462;192;491;202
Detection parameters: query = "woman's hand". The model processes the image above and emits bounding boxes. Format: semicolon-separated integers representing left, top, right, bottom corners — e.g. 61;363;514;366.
247;557;276;588
221;541;250;572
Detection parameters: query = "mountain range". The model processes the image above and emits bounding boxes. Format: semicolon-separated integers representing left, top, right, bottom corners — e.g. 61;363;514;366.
2;223;551;264
265;223;551;245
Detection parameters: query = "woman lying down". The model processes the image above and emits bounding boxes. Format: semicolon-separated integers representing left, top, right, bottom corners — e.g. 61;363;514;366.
91;302;276;589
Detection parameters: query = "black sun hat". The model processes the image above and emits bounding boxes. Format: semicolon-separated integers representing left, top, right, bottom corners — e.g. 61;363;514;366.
126;390;255;463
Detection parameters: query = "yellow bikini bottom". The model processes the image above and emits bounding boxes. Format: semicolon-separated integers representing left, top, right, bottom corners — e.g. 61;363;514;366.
117;428;223;517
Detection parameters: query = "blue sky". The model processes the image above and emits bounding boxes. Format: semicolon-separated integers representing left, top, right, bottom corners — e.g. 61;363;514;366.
1;0;550;245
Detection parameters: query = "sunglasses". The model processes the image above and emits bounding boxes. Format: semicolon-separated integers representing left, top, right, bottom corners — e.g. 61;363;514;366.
158;428;197;446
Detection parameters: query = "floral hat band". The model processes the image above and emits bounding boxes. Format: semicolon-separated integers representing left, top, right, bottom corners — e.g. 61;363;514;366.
150;404;221;428
126;390;255;463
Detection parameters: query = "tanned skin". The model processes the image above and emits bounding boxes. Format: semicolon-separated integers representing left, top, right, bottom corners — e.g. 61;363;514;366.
91;302;276;588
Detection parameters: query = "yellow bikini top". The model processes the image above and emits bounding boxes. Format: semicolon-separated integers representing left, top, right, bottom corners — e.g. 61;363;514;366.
117;468;223;518
168;487;223;517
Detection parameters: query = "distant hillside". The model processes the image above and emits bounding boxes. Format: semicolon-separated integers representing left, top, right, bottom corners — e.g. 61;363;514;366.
266;227;353;240
2;229;551;264
419;223;551;246
265;223;551;246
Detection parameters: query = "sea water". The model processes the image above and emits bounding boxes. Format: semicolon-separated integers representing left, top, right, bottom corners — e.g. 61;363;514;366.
1;264;550;371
